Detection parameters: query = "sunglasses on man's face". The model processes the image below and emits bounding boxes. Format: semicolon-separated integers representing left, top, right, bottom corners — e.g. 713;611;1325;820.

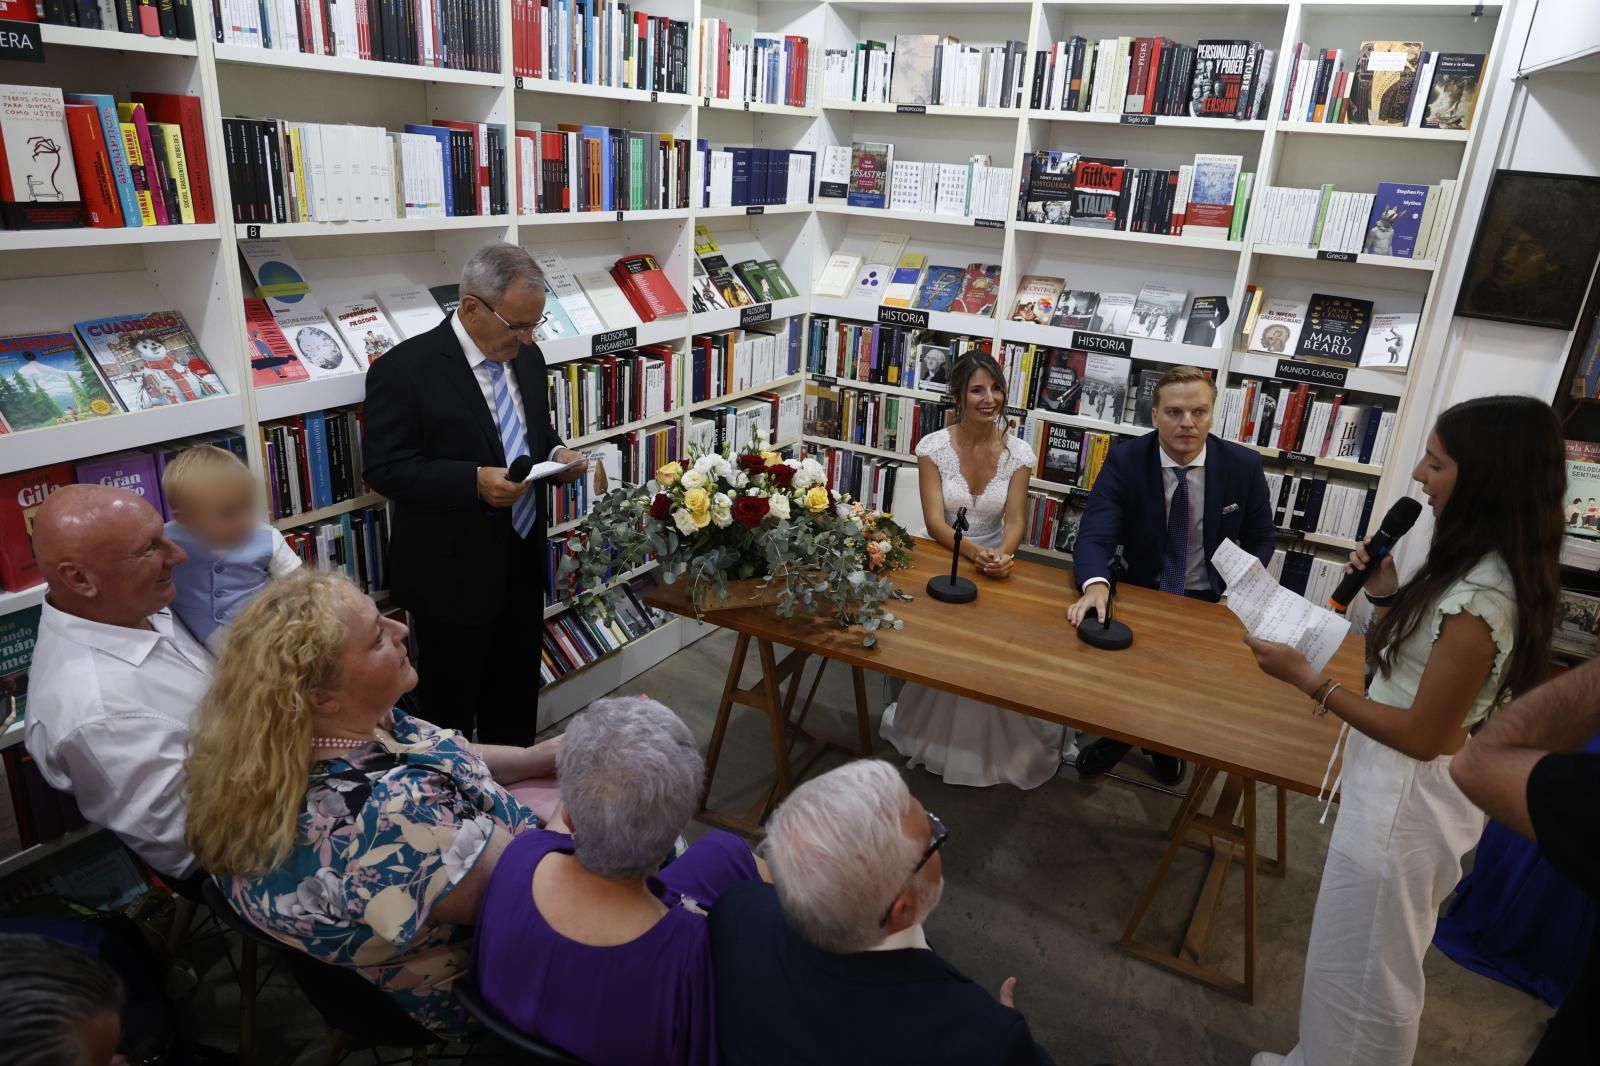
879;810;948;927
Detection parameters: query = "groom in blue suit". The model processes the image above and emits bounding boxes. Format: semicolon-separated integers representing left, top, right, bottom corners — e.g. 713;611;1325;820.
1067;365;1276;783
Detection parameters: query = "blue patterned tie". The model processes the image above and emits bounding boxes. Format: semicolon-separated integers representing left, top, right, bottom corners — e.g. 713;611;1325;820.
483;359;537;539
1160;467;1191;595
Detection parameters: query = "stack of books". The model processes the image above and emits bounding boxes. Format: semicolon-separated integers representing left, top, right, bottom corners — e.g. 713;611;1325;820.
821;142;1011;221
0;88;214;231
512;0;690;93
822;34;1028;110
1031;35;1277;121
1034;422;1119;491
546;344;680;440
1017;149;1252;241
808;314;995;393
688;322;802;403
813;235;1002;319
25;0;197;38
697;22;815;108
803;380;950;456
805;446;905;512
1265;471;1377;544
515;123;690;215
1023;493;1085;555
217;0;500;72
1281;42;1484;130
692;228;799;309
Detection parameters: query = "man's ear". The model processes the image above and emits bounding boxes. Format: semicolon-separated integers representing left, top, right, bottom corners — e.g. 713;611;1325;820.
881;886;919;938
54;561;96;600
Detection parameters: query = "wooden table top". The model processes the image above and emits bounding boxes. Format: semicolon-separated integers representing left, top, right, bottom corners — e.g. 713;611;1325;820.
647;537;1367;796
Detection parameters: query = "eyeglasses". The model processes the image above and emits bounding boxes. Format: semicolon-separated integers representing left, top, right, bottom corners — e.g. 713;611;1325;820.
469;294;539;337
878;810;948;927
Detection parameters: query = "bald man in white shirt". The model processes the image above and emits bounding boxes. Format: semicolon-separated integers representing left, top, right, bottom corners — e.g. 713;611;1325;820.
25;485;211;878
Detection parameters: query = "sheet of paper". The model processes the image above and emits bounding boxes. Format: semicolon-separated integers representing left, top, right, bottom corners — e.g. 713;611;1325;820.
527;458;584;481
1212;539;1351;672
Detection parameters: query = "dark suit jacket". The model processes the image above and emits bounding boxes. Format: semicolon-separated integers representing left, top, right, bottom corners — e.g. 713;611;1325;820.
708;882;1055;1066
1073;432;1275;597
362;314;563;626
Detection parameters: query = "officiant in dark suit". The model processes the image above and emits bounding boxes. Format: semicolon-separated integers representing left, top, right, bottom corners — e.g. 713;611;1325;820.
1066;364;1276;783
363;243;587;745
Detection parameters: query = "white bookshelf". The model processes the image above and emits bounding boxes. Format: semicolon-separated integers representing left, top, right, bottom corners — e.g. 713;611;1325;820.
0;0;1514;733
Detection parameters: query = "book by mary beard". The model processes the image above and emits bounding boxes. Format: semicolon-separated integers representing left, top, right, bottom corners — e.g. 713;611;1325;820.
74;310;226;411
1295;293;1374;366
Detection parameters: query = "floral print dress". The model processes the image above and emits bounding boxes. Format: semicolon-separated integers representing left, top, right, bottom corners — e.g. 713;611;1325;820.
218;709;537;1035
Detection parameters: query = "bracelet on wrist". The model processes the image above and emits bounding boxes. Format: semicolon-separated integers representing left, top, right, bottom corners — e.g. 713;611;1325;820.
1365;588;1399;607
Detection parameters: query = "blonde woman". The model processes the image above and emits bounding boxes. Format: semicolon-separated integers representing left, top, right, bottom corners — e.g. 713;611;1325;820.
185;570;560;1035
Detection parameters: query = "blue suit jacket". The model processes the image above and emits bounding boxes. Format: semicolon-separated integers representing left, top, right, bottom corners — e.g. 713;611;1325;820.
1073;432;1276;597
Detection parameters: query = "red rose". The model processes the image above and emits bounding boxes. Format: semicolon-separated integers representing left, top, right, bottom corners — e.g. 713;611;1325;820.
767;463;796;488
649;493;672;519
738;453;768;474
731;495;771;529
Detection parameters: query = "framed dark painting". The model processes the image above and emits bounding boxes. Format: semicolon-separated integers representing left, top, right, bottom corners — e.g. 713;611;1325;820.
1456;170;1600;330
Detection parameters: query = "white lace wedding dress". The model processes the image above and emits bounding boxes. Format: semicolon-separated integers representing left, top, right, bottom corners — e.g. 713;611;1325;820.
881;428;1066;789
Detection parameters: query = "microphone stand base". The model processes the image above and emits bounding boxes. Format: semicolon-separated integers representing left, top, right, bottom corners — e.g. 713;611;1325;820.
926;575;977;604
1078;619;1133;651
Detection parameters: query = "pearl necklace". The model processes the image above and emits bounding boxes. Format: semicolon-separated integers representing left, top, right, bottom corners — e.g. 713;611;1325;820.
310;735;374;750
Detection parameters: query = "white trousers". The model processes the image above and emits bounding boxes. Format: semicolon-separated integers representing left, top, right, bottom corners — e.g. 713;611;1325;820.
1282;728;1486;1066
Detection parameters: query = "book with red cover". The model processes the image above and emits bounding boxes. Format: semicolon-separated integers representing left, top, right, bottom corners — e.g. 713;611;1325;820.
117;101;169;225
0;0;38;19
610;254;687;321
950;263;1001;317
63;104;124;229
0;464;72;592
244;297;311;387
129;92;215;224
432;119;487;214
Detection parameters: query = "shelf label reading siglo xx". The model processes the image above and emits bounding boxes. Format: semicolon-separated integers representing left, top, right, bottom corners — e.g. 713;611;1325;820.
1274;359;1349;387
0;21;44;63
740;303;773;327
1317;250;1356;262
895;104;926;114
1120;114;1156;126
877;306;929;328
1069;330;1133;357
592;327;638;356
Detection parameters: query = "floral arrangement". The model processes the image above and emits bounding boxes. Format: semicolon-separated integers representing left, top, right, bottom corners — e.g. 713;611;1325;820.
556;434;914;644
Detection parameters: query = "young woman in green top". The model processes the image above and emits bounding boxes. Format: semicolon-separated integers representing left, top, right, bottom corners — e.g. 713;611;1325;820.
1244;395;1565;1066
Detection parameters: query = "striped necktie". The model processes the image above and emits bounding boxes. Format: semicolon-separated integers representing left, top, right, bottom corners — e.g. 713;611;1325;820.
483;359;537;539
1160;466;1191;595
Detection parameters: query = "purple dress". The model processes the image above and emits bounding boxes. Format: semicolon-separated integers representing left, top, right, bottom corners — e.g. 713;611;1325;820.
475;828;759;1066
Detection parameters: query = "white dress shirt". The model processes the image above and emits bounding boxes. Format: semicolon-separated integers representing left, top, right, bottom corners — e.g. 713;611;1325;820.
26;601;213;877
868;923;931;952
452;311;564;465
1158;444;1209;592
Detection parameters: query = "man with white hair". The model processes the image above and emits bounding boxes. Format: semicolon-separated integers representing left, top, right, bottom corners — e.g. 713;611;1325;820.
709;759;1055;1065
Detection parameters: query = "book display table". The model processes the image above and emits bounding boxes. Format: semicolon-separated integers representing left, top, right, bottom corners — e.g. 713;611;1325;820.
649;537;1367;1002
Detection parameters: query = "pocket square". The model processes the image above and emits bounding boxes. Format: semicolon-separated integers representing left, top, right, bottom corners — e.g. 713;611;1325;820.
1221;503;1240;515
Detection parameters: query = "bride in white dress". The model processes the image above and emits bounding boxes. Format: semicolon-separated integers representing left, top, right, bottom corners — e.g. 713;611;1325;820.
881;351;1066;789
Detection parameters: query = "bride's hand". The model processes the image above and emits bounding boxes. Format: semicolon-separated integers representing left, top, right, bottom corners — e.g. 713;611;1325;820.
980;553;1014;579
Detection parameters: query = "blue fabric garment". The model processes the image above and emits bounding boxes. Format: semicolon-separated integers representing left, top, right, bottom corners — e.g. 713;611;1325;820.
165;522;275;645
1433;733;1600;1007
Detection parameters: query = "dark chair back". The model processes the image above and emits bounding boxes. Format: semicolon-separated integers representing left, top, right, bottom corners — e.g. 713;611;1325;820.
455;979;588;1064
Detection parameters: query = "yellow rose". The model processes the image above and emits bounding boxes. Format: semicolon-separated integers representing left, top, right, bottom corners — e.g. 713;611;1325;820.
656;461;683;487
805;486;830;513
759;450;782;467
684;487;711;518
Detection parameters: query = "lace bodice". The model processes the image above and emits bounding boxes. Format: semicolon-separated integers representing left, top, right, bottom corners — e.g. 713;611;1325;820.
914;428;1037;549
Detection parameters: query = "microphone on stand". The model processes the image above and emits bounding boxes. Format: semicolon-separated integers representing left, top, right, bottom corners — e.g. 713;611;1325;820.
1077;548;1133;650
927;506;978;604
505;455;534;483
1328;497;1423;613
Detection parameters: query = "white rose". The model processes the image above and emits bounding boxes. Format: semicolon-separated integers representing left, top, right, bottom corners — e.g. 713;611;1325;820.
730;469;749;489
680;468;708;491
672;508;698;535
713;492;732;509
692;453;716;474
790;467;816;491
800;457;825;479
708;454;733;479
768;493;791;520
711;505;733;528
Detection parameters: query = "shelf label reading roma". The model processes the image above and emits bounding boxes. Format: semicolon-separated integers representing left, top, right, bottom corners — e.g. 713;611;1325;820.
1274;359;1349;387
1070;330;1133;357
1120;114;1156;126
895;104;926;114
592;327;637;355
1282;450;1318;465
1317;250;1356;262
740;303;772;326
0;20;43;62
877;306;929;328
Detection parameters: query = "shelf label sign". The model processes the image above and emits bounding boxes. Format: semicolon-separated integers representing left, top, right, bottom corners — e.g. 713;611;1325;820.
1070;330;1132;357
1274;359;1349;387
818;182;848;198
1317;250;1356;262
746;205;764;215
740;303;773;326
895;104;926;114
1282;450;1318;465
592;327;637;355
973;217;1005;230
0;20;42;62
813;374;837;386
1120;114;1156;126
514;76;524;89
877;306;929;328
650;90;658;102
246;225;261;240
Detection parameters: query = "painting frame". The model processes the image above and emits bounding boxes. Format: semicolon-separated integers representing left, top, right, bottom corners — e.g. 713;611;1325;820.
1455;169;1600;330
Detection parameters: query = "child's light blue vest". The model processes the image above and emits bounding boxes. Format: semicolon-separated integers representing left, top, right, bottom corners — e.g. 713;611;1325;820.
165;521;275;645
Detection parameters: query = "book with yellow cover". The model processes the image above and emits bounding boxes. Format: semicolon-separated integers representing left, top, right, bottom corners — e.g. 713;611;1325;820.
118;123;157;226
150;122;195;225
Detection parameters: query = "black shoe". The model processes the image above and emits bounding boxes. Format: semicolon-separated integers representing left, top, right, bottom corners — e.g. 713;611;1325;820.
1076;739;1132;779
1147;752;1186;787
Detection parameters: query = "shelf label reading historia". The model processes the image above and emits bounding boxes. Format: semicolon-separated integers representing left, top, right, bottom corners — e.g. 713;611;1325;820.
1070;331;1133;357
592;327;637;356
877;306;929;328
740;303;772;326
1275;359;1349;387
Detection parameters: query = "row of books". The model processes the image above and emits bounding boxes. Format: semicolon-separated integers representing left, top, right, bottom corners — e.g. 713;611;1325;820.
1018;149;1250;241
1270;547;1347;609
1;741;88;862
1266;471;1377;543
283;504;390;593
697;22;814;109
221;116;506;224
510;0;690;93
1023;492;1085;556
688;323;802;405
20;0;197;38
1030;36;1277;122
260;405;368;520
548;423;679;526
699;145;815;209
1012;347;1164;428
812;235;1001;316
1281;42;1483;131
807;315;992;392
1217;381;1397;467
1254;181;1458;262
1009;282;1226;347
803;381;951;458
1033;422;1118;492
515;122;689;216
822;35;1028;111
217;0;501;72
1;87;214;230
820;142;1012;221
692;227;798;310
1241;289;1418;371
0;434;245;590
547;343;678;440
804;446;904;514
540;576;669;685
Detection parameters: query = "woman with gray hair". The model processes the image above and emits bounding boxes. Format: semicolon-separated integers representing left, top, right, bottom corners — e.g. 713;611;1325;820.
475;696;761;1065
0;934;124;1066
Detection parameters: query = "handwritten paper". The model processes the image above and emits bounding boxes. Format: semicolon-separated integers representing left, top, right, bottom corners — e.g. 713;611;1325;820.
527;457;585;481
1211;539;1351;672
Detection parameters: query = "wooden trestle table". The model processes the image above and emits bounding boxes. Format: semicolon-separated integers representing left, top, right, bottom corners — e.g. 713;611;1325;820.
646;537;1366;1002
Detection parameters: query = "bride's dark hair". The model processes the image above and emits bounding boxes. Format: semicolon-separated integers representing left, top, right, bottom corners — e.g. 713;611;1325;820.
947;351;1008;426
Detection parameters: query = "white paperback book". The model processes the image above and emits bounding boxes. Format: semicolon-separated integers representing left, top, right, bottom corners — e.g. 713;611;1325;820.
864;231;909;268
574;271;643;329
1359;312;1418;371
814;253;863;298
376;286;446;338
328;299;402;366
532;250;606;333
819;145;851;195
1248;298;1308;355
276;299;361;378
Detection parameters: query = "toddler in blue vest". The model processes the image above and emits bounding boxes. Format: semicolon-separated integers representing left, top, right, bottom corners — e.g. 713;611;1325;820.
163;445;303;655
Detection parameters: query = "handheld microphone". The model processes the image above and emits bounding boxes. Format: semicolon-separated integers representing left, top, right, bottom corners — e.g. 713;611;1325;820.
505;455;534;483
1328;497;1423;613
